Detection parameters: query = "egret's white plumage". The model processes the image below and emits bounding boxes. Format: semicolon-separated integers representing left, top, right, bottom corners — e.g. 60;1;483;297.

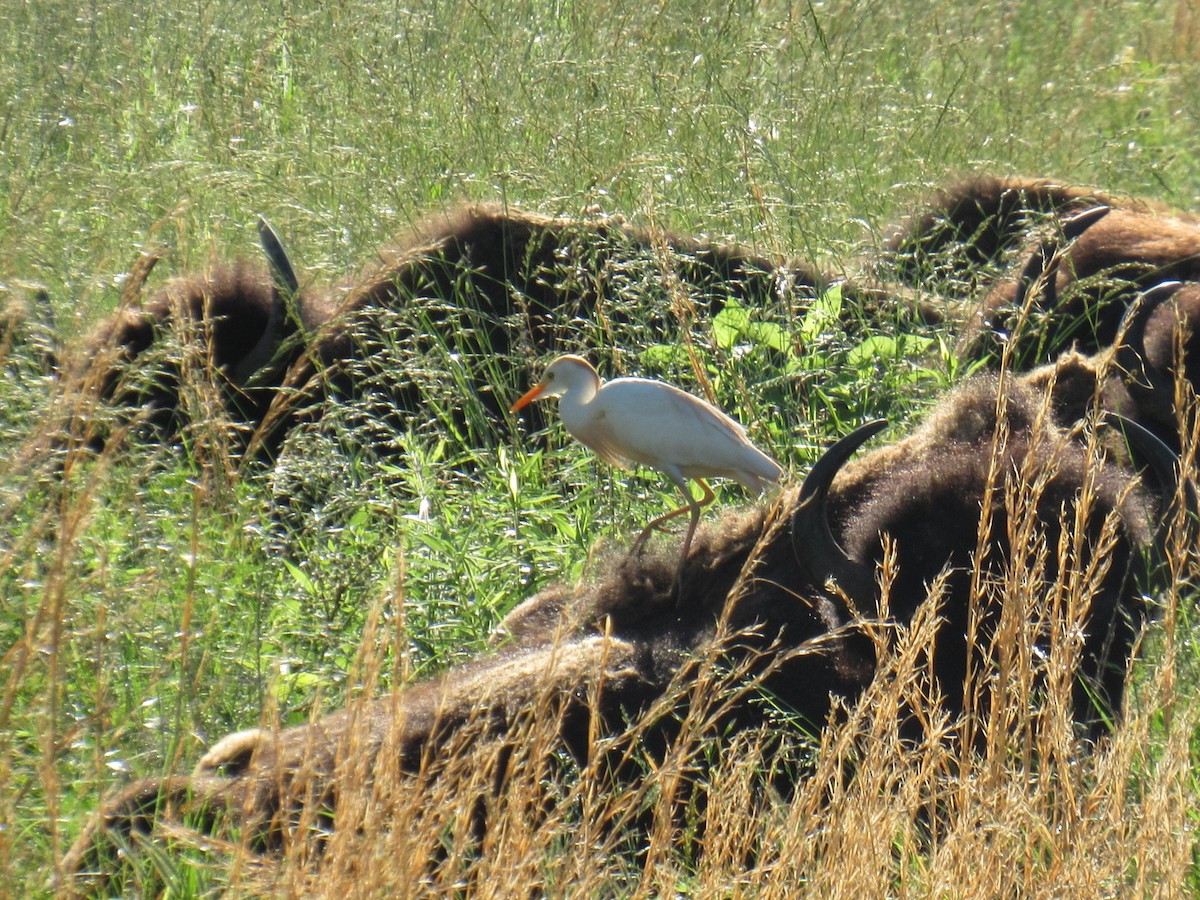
511;355;783;577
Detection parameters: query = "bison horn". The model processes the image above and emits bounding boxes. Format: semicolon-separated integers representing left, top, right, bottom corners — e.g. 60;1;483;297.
257;215;301;299
227;217;303;386
791;419;887;603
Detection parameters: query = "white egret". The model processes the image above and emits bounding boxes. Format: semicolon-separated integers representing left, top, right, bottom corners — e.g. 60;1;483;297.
511;355;783;575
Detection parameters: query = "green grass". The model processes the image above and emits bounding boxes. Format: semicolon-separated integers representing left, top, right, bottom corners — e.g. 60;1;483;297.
2;0;1200;893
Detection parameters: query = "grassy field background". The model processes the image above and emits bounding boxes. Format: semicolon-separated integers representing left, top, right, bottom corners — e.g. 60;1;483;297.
2;0;1200;894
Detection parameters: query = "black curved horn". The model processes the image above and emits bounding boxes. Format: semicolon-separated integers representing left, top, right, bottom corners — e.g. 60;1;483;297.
228;217;302;386
1103;412;1194;558
1059;203;1111;242
791;419;887;602
1104;412;1179;500
257;216;301;298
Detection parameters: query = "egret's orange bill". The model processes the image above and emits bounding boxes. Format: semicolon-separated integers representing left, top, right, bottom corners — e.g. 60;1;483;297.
510;381;547;413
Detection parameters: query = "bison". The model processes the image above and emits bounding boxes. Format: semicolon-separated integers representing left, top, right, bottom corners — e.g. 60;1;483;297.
881;173;1200;369
60;205;924;461
881;174;1123;303
957;206;1200;366
988;280;1200;457
881;173;1167;295
59;364;1180;892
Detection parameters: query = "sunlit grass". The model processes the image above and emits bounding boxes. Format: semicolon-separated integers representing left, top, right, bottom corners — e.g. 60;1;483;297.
1;0;1199;892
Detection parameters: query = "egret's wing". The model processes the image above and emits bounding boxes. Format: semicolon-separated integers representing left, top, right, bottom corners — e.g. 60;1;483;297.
568;376;780;489
639;380;752;451
582;380;740;464
570;406;635;470
665;384;751;442
625;381;782;487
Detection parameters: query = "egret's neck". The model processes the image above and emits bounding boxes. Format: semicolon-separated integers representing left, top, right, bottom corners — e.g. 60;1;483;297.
556;373;599;436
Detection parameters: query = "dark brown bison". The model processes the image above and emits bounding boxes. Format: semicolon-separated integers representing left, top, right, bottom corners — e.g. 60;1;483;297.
881;173;1200;368
882;174;1124;298
994;280;1200;457
1124;281;1200;424
958;206;1200;366
63;260;293;453
60;367;1178;891
63;205;922;460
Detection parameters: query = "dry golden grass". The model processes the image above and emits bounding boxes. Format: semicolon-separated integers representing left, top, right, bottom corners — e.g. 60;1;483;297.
99;391;1196;898
210;619;1197;897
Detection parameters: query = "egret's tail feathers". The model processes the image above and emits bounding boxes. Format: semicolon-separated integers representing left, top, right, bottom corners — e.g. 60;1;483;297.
736;455;784;495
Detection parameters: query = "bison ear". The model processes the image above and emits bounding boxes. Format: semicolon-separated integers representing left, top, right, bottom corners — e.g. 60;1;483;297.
791;419;887;602
1114;281;1183;421
257;216;301;299
1011;204;1111;315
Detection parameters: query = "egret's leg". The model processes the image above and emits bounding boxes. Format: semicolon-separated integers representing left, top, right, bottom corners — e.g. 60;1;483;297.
630;479;714;556
631;504;690;555
676;478;714;563
672;479;713;604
